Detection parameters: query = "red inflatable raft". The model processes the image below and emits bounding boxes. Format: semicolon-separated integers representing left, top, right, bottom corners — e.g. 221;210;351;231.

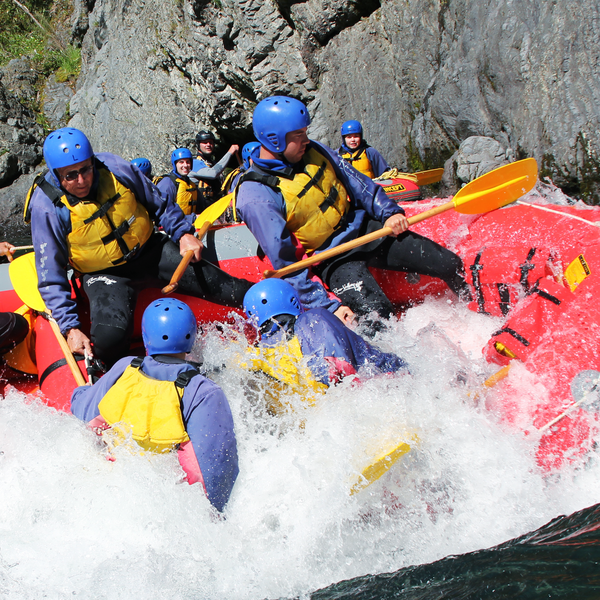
2;196;600;473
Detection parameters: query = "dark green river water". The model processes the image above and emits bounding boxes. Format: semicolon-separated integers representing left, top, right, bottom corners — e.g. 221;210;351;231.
311;503;600;599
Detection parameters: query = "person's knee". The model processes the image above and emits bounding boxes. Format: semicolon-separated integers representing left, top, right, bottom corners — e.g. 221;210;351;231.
90;324;131;364
0;313;29;354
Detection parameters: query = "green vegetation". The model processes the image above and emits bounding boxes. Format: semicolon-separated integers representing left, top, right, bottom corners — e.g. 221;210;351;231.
0;0;80;81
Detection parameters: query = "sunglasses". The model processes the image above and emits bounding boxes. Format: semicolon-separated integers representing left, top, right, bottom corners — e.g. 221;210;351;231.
62;164;93;182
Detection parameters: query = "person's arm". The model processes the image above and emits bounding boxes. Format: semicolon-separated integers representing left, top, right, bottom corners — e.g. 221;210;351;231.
180;376;239;512
237;182;343;313
366;147;391;178
316;141;404;224
30;188;80;334
188;145;239;181
70;357;130;421
98;153;194;244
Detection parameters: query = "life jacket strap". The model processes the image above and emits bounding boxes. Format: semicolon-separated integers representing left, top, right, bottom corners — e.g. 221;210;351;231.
297;162;326;199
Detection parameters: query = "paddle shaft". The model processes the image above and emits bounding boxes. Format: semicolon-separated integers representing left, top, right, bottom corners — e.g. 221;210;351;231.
48;315;87;386
162;221;211;294
263;200;455;279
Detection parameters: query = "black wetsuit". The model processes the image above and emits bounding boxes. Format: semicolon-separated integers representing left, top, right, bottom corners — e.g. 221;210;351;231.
81;233;252;364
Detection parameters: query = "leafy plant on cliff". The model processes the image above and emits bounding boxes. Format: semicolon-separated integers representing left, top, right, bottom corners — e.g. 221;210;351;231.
0;0;49;65
0;0;80;82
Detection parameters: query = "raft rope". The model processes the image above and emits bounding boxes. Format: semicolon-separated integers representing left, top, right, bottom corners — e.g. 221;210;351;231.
516;201;600;228
373;169;418;183
538;376;600;434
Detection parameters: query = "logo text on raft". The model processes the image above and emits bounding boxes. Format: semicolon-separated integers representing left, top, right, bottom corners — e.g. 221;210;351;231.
383;183;407;192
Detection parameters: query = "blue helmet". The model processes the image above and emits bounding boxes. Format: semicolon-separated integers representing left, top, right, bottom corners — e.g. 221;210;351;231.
43;127;94;174
171;148;193;171
252;96;310;154
242;141;261;169
131;157;152;177
341;120;362;137
243;279;303;327
142;298;197;355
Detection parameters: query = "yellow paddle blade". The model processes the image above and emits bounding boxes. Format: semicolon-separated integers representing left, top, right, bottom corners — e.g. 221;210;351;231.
9;252;47;313
193;193;233;230
414;168;445;186
350;432;418;495
453;158;538;214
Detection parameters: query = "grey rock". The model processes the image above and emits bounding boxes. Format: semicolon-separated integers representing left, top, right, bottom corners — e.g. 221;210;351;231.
0;58;39;106
42;75;75;129
440;136;511;196
2;0;600;215
0;172;37;242
64;0;600;202
0;79;43;187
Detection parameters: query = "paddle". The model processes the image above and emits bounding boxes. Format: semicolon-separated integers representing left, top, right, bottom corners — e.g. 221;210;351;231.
375;167;444;185
9;253;87;387
264;158;538;279
162;220;212;294
192;192;234;230
414;168;445;186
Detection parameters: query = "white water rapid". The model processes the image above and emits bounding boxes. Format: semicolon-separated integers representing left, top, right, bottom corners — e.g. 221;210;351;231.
2;293;600;600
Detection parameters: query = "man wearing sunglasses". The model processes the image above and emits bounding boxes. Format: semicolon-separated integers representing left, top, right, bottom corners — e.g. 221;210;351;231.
24;127;253;366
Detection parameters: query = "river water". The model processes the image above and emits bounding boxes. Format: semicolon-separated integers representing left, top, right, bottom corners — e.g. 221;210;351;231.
1;289;599;599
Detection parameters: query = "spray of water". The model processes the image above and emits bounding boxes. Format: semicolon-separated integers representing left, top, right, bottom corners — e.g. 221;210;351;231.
2;293;599;599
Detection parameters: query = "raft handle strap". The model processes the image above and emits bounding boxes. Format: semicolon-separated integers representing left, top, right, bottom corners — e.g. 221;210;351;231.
519;247;537;292
39;353;85;388
493;327;530;348
469;250;488;315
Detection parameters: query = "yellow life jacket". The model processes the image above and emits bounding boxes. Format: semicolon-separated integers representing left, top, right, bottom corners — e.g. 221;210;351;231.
234;147;350;254
339;146;375;179
98;357;193;453
157;173;198;215
24;163;153;273
221;167;241;196
240;336;327;415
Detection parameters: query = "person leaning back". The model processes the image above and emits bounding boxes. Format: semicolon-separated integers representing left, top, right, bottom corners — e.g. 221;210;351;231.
234;96;471;329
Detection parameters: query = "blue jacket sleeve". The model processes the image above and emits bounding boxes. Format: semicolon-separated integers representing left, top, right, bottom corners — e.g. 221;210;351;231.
181;376;239;512
155;176;177;205
236;181;342;313
70;356;131;421
313;141;403;223
365;147;391;178
30;180;81;334
295;308;408;383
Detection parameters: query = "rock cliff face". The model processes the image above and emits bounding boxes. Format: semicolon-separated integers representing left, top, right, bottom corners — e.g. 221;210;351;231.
65;0;600;198
1;0;600;239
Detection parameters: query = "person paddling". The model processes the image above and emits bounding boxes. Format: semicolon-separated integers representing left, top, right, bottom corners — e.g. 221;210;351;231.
337;120;390;179
241;279;408;408
25;127;253;366
71;298;238;512
234;96;471;330
155;148;199;215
